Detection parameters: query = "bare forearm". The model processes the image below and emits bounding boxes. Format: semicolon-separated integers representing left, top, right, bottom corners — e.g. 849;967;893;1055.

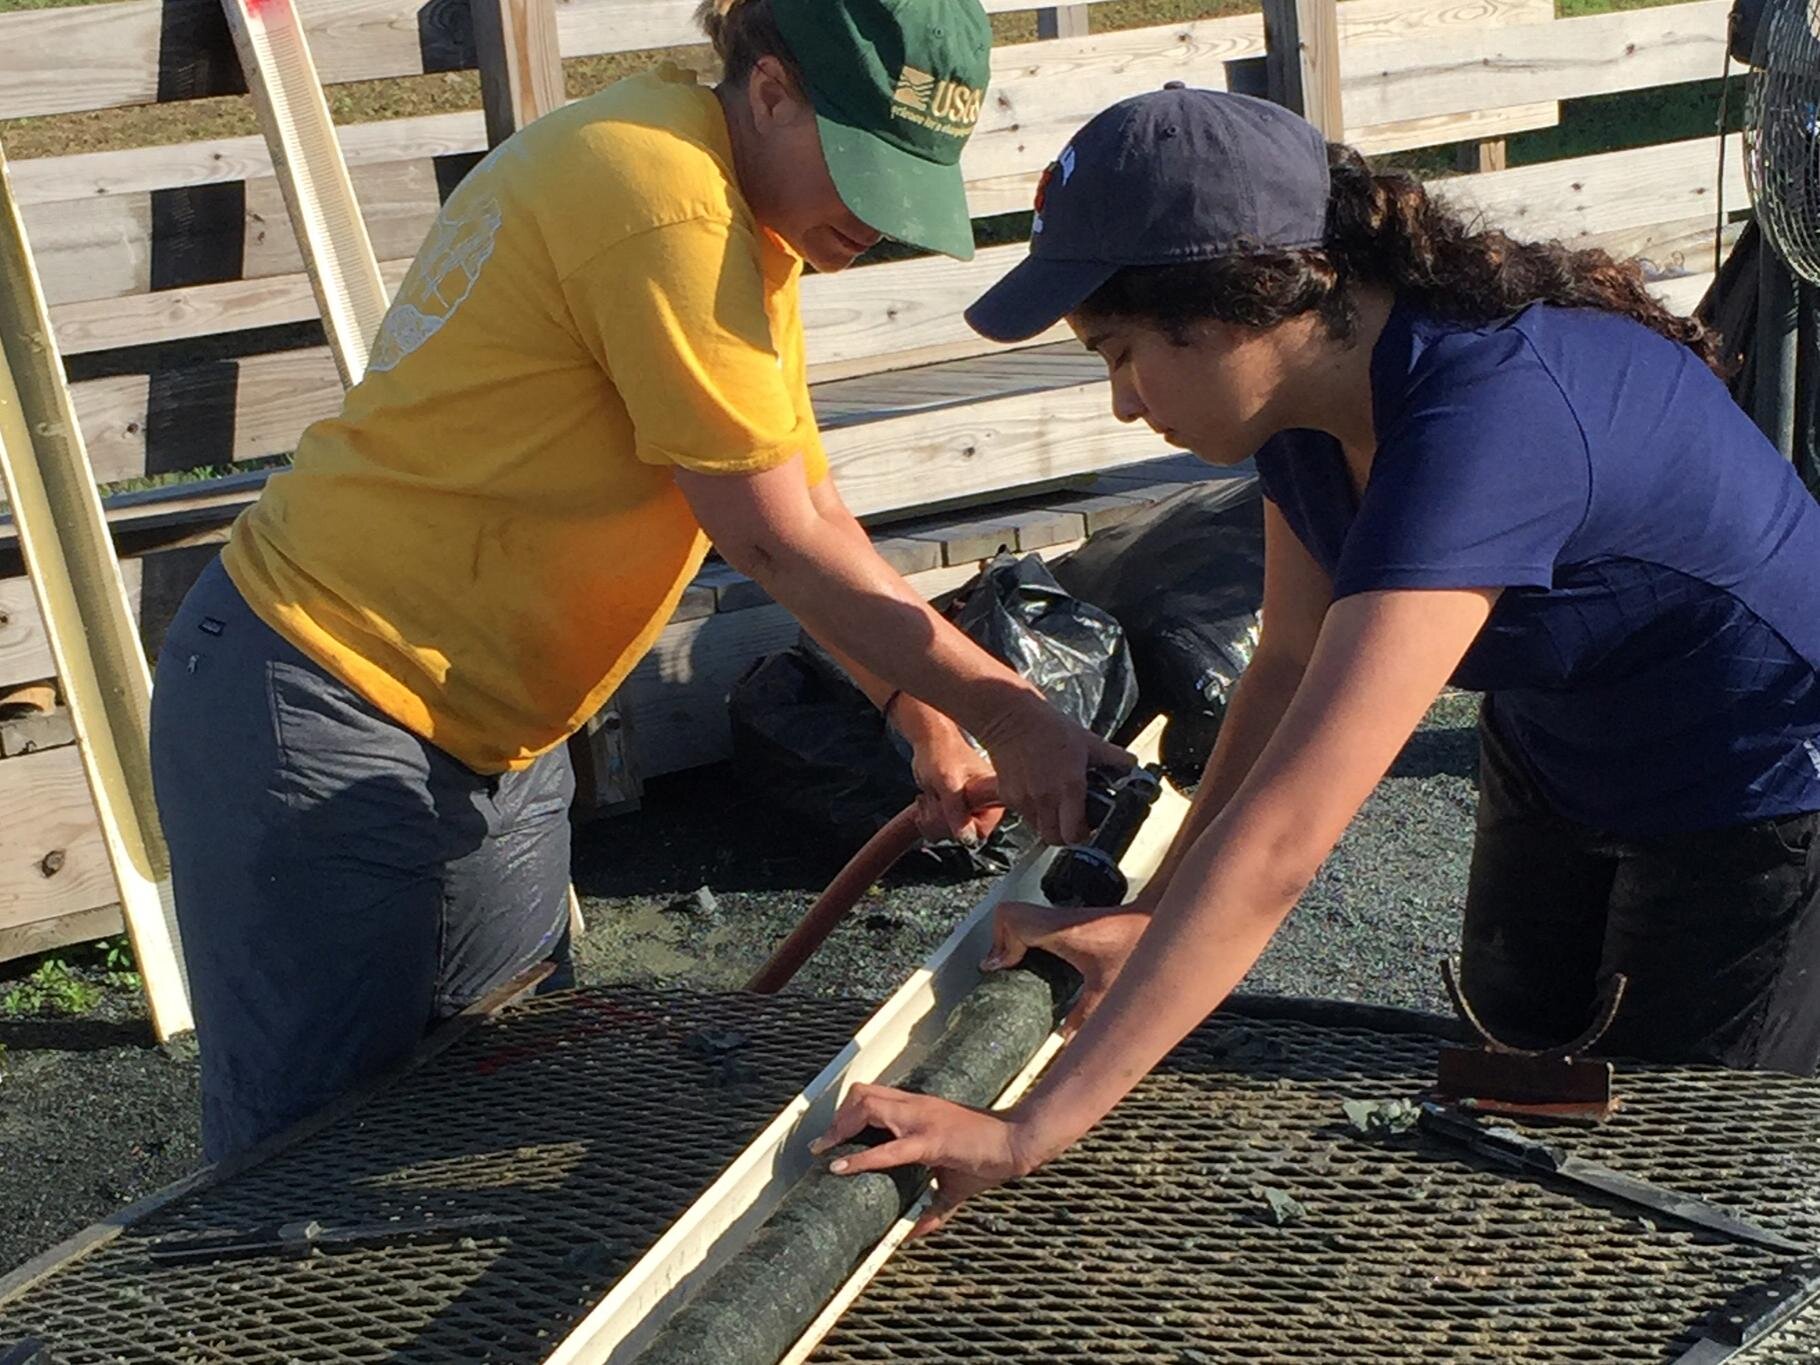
1011;813;1302;1164
1134;649;1305;907
727;511;1036;739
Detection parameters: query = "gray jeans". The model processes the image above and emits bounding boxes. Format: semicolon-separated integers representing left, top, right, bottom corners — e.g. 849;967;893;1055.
150;556;574;1161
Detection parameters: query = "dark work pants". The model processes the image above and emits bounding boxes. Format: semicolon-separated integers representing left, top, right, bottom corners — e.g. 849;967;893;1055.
149;557;575;1161
1461;702;1820;1074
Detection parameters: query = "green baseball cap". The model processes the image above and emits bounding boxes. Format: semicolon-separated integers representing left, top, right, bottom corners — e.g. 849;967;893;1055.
772;0;991;261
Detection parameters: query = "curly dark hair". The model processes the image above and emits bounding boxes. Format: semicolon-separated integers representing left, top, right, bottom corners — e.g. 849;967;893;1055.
1078;143;1724;374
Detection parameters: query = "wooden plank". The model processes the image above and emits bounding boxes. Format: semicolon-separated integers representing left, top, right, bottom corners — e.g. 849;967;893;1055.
1457;137;1508;174
1651;270;1712;315
0;0;1129;124
1341;0;1729;128
1575;213;1740;280
617;601;803;777
829;381;1182;519
0;902;125;967
47;260;415;357
24;0;1560;319
1037;5;1092;40
0;746;120;935
57;132;1732;487
0;0;476;122
0;574;56;687
552;0;1120;60
65;337;1149;501
7;110;488;207
219;0;390;385
0;562;144;692
1438;134;1744;251
0;145;190;1038
548;716;1184;1364
1266;0;1346;136
473;0;567;145
1349;99;1555;156
0;0;1588;133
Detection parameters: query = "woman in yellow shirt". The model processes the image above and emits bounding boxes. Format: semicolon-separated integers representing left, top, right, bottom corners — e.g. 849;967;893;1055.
149;0;1125;1161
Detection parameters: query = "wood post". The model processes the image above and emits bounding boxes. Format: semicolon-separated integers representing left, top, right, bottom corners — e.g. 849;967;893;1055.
1456;138;1509;174
219;0;390;386
1036;5;1091;40
472;0;566;146
471;0;637;815
0;141;192;1038
1262;0;1345;139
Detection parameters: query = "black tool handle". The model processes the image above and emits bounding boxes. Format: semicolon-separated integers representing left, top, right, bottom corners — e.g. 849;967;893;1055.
1086;767;1162;863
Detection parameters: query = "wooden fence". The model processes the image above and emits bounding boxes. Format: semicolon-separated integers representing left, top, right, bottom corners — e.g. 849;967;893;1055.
0;0;1734;961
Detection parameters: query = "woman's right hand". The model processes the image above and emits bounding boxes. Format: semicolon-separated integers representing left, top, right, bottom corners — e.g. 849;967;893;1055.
985;898;1153;1036
971;691;1132;846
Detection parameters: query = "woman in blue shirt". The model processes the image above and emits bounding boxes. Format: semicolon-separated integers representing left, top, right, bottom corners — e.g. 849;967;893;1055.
811;87;1820;1235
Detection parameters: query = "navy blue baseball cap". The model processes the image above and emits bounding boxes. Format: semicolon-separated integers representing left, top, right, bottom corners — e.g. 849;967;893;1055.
965;87;1333;342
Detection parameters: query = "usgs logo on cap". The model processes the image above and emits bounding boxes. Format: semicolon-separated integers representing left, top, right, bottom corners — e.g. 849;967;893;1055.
891;64;985;137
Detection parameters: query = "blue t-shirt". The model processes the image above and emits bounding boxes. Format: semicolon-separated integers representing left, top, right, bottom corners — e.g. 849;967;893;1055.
1255;301;1820;836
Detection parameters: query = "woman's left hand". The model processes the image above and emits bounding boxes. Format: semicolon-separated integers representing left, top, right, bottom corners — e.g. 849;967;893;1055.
810;1081;1031;1237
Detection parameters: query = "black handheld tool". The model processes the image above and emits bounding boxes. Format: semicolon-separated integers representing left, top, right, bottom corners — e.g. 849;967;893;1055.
1672;1258;1820;1363
1041;764;1164;908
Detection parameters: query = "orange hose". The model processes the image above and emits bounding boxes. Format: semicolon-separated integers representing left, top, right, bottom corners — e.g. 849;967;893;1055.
744;805;925;994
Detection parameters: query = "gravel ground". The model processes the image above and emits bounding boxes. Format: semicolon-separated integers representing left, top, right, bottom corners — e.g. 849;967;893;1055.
0;694;1480;1276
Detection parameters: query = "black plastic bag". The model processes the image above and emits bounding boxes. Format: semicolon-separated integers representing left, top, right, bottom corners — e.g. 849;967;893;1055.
1051;475;1265;781
728;553;1137;874
944;552;1137;739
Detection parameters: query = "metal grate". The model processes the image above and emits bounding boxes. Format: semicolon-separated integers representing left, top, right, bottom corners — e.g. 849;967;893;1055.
0;987;872;1364
813;1011;1820;1363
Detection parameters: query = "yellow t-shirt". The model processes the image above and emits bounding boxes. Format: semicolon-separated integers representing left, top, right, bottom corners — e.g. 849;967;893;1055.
225;65;829;774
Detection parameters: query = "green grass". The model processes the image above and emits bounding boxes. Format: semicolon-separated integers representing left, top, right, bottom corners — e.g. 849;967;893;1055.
0;957;101;1017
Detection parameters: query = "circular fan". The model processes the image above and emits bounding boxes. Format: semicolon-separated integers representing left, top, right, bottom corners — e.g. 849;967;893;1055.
1746;0;1820;282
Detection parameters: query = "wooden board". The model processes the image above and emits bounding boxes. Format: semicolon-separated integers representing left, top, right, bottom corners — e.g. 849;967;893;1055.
1651;270;1713;315
1342;0;1729;128
7;110;488;207
219;0;392;385
0;561;144;692
0;744;120;936
0;145;191;1037
554;0;1121;60
27;160;434;319
1437;133;1743;249
1266;0;1346;137
0;0;1137;122
0;901;125;967
64;341;1160;508
50;124;1728;494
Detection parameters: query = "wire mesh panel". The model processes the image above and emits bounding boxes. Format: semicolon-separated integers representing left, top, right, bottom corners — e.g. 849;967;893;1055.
0;988;872;1364
814;1013;1820;1363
